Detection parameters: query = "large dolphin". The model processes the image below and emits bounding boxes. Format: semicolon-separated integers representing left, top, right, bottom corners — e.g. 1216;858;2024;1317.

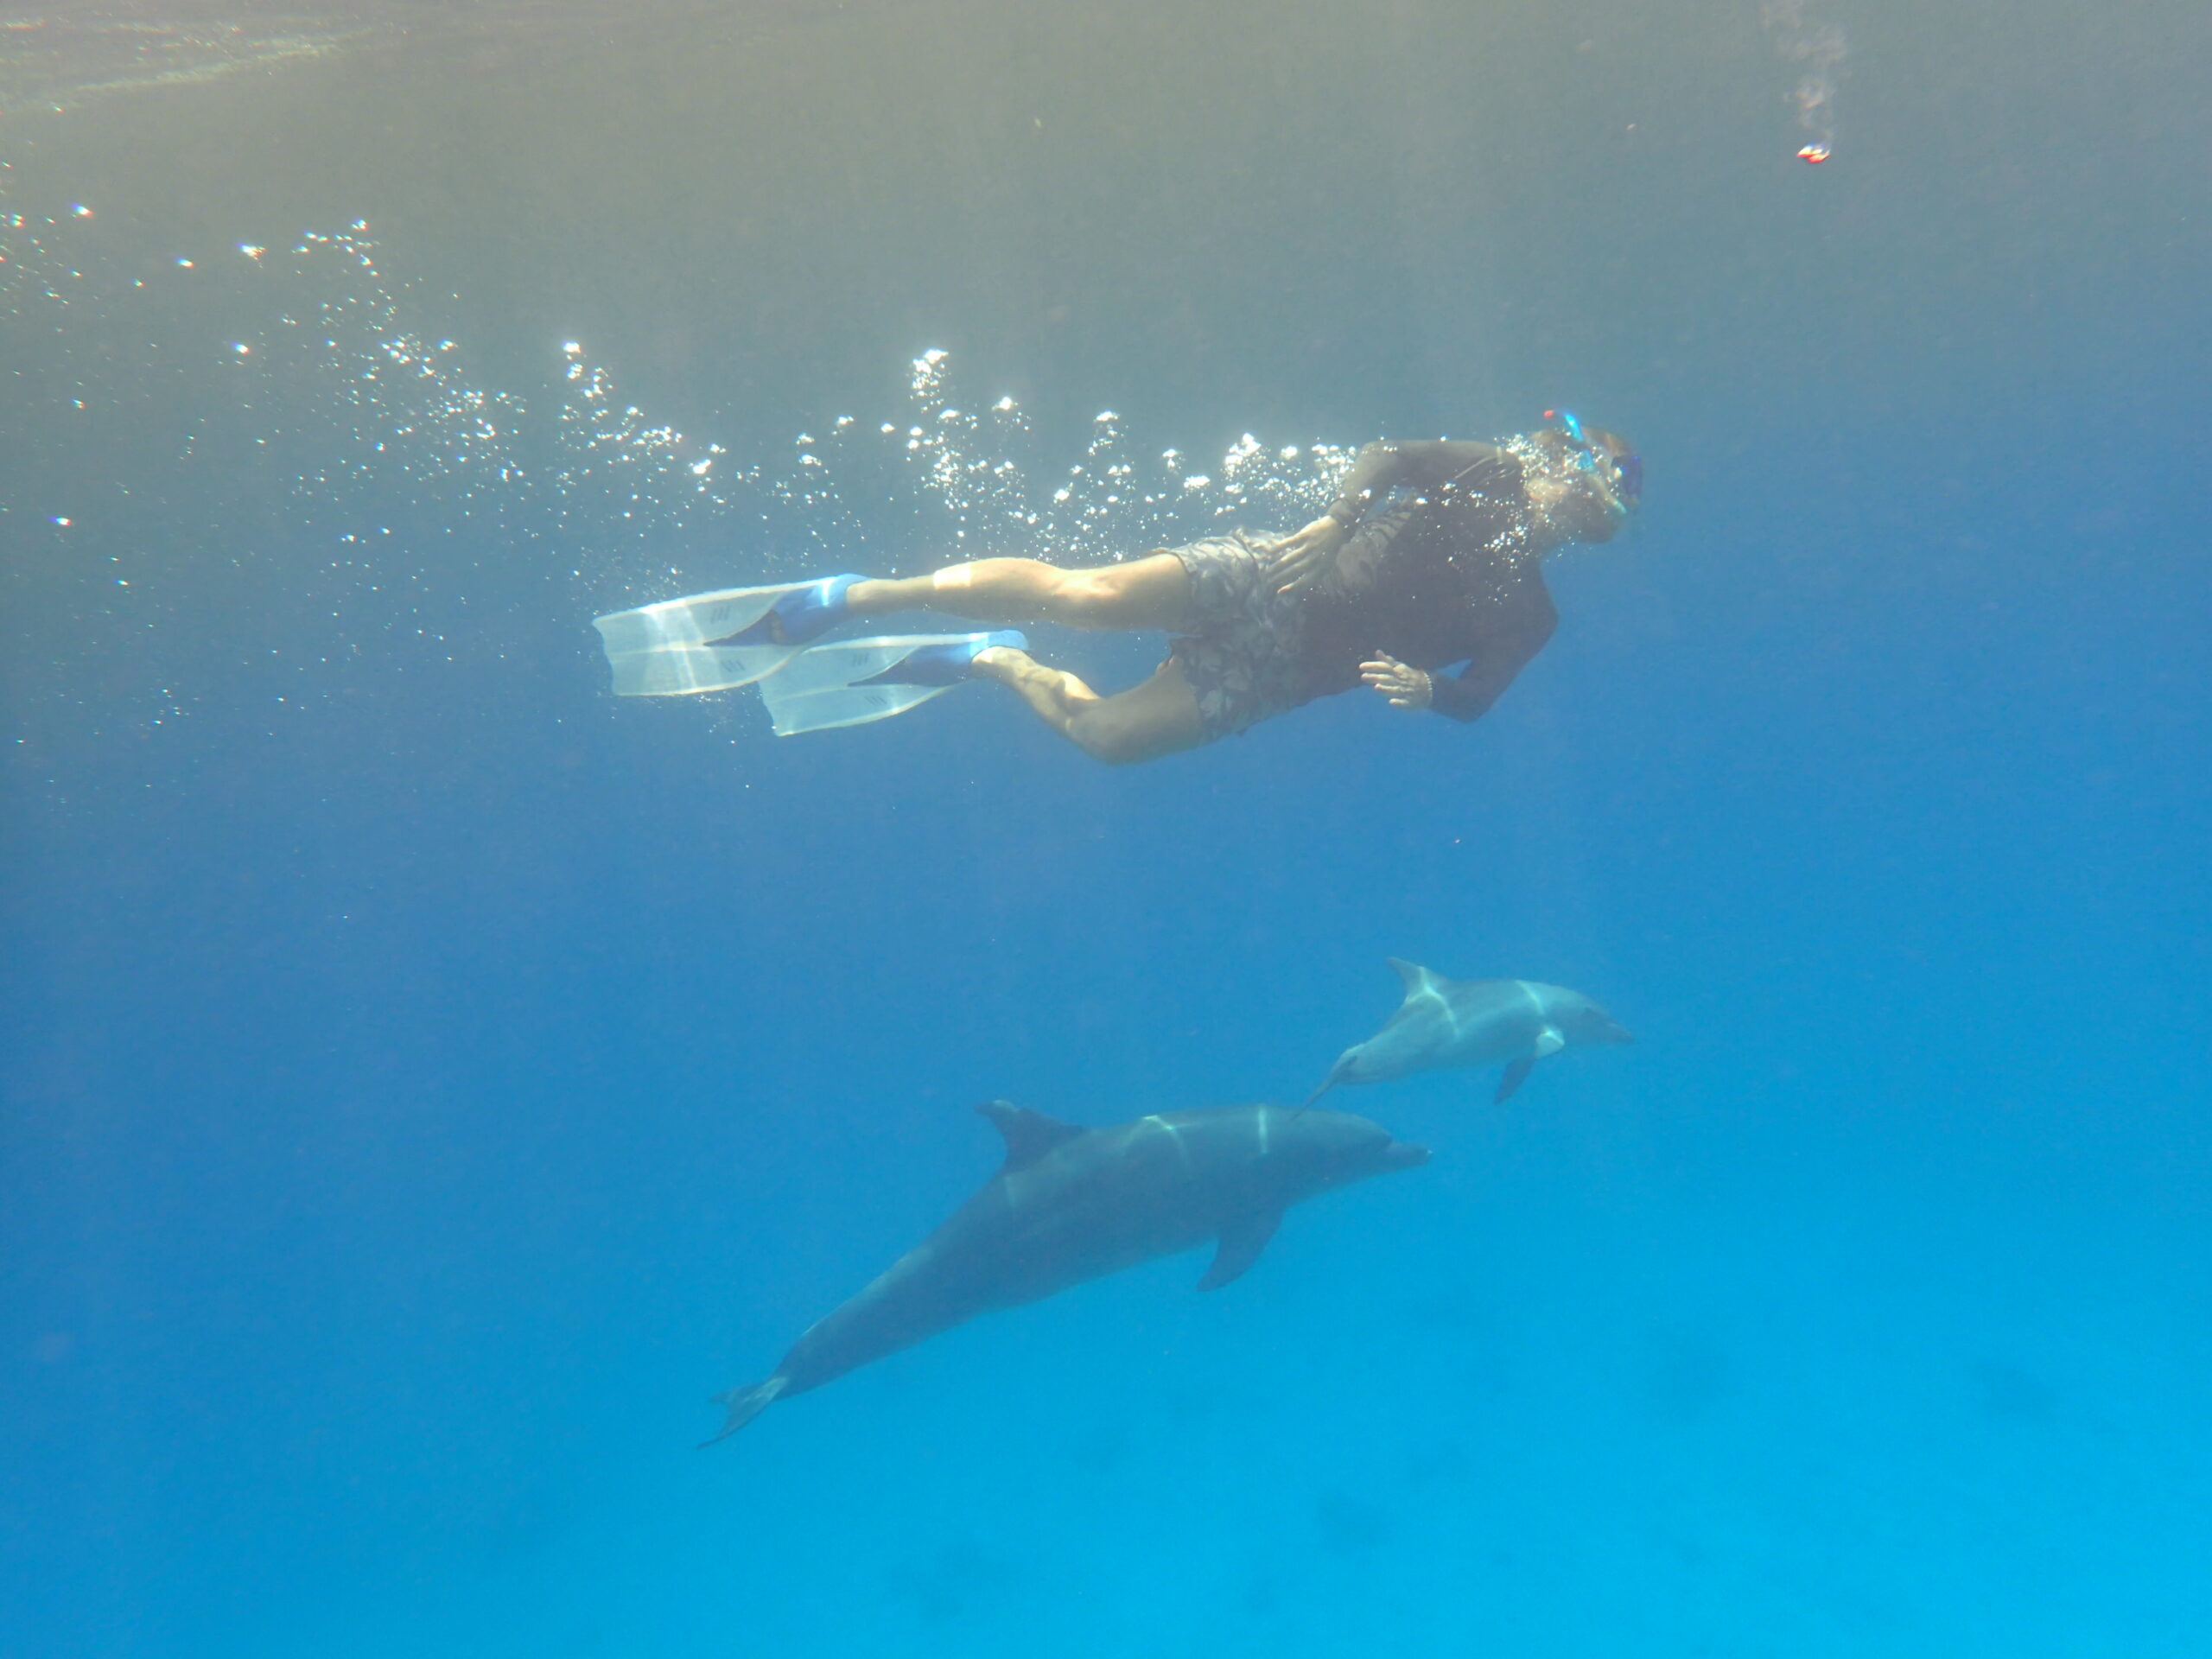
1307;959;1632;1107
705;1100;1428;1443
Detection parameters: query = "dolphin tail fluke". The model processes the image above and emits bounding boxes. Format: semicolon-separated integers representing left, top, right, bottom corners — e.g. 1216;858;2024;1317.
697;1376;788;1448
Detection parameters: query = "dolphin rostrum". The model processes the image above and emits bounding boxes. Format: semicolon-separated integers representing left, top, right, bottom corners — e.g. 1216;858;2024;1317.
704;1100;1428;1443
1306;959;1632;1108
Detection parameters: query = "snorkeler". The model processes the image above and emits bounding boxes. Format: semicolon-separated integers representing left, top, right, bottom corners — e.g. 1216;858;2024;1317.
594;413;1639;764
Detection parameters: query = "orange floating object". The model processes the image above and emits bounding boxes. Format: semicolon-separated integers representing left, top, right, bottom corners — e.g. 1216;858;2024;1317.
1797;143;1832;163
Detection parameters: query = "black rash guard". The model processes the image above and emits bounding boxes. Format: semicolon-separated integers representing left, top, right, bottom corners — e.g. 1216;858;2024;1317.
1295;439;1558;722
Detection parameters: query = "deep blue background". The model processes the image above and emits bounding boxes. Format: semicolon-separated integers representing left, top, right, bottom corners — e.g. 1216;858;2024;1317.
3;2;2208;1654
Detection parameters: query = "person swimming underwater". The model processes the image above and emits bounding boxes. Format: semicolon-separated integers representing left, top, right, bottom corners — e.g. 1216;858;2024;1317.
600;413;1639;764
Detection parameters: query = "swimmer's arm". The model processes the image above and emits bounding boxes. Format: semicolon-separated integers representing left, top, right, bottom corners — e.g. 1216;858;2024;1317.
1427;588;1559;723
1281;440;1522;597
1325;440;1520;529
1425;663;1502;721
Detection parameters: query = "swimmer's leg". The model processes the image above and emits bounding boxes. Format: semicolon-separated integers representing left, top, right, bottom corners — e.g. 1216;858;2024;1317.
972;647;1208;766
846;553;1192;633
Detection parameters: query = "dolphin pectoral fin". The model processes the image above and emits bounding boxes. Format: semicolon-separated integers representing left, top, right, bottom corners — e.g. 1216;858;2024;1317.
1494;1058;1536;1104
1533;1026;1566;1058
1300;1058;1351;1112
697;1375;788;1449
1198;1209;1282;1292
976;1099;1087;1170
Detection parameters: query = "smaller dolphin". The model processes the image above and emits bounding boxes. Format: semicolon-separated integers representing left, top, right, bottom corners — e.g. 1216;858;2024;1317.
704;1100;1428;1444
1307;959;1631;1107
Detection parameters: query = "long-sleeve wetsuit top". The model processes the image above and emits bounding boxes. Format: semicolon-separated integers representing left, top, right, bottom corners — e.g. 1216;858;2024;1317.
1296;438;1557;722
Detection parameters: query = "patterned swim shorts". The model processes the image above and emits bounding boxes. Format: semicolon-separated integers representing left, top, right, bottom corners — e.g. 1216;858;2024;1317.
1166;530;1312;739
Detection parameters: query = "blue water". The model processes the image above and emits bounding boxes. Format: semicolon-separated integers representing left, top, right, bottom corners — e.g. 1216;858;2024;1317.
3;3;2208;1654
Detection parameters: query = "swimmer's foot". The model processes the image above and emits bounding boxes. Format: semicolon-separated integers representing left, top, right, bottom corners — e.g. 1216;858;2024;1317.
713;575;861;647
858;631;1028;688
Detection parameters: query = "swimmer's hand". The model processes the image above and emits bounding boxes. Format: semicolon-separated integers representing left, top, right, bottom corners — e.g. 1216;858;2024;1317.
1265;515;1349;595
1361;652;1432;711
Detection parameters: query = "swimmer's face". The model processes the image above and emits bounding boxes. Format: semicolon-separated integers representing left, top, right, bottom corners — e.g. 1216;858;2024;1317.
1527;431;1629;543
1559;474;1625;542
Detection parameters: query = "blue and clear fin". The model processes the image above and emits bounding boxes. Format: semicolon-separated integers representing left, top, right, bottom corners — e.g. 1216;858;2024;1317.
760;632;1023;736
593;579;851;696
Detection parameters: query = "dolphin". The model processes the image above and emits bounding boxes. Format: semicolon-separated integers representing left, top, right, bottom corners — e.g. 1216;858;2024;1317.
704;1100;1428;1443
1306;959;1632;1108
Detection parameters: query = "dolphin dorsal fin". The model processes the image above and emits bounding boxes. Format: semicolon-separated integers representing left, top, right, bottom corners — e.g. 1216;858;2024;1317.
976;1100;1085;1170
1386;957;1438;996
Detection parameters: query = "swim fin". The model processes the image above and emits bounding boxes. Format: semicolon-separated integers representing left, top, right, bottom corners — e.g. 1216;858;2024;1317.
854;629;1027;687
591;576;858;696
758;632;1026;736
